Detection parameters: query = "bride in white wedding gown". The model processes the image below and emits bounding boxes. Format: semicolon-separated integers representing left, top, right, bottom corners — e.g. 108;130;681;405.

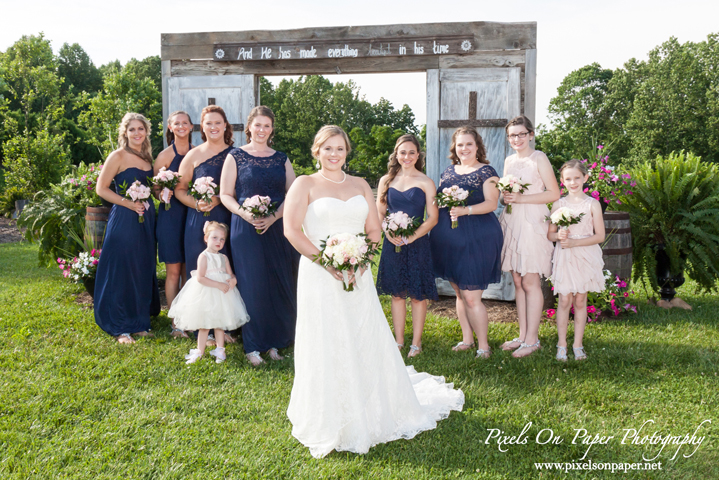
283;126;464;459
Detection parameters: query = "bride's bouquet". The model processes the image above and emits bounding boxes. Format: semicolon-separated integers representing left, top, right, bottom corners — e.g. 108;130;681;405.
119;180;152;223
547;207;585;229
435;185;470;229
314;233;380;292
190;176;217;217
241;195;279;234
495;174;530;214
151;167;181;210
382;211;421;253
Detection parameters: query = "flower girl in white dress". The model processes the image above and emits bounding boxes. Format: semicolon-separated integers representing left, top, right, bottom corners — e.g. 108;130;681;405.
169;221;250;364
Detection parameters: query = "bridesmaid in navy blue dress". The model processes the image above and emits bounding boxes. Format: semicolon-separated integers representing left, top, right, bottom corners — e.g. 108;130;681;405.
94;113;161;344
154;111;192;337
375;134;438;358
429;127;502;359
220;106;299;366
175;105;233;277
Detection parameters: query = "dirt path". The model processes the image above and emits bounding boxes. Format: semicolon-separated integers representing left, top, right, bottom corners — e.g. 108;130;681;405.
0;218;24;244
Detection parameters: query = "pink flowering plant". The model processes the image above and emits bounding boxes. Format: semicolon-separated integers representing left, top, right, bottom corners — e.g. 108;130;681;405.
119;180;152;223
190;176;217;217
580;145;635;208
494;174;530;214
57;249;101;282
435;185;471;228
382;211;422;253
241;195;279;234
151;167;182;210
313;232;380;292
62;162;104;207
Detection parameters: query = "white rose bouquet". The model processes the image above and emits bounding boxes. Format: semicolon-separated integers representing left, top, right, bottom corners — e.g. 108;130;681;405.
190;176;217;217
548;207;585;229
435;185;470;229
241;195;279;234
313;232;380;292
495;174;531;214
382;211;422;253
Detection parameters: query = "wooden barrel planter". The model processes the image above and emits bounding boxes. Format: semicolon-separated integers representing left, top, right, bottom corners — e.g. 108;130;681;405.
85;206;111;249
602;211;632;280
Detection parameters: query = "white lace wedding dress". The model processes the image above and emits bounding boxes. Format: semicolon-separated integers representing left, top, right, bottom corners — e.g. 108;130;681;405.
287;195;464;458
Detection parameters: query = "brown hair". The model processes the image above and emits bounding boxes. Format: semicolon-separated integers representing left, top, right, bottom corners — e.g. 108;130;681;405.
559;159;589;177
448;126;488;165
200;105;234;146
245;105;275;145
311;125;352;159
165;110;192;145
379;134;425;204
505;115;534;134
203;221;229;238
118;112;153;164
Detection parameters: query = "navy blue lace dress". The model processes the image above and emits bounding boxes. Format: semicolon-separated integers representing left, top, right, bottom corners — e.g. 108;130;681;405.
184;147;233;273
94;167;161;336
228;148;299;353
156;143;190;265
376;187;438;301
429;165;503;291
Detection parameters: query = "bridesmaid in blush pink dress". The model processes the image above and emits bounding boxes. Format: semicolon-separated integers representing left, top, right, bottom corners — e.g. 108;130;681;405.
499;115;560;358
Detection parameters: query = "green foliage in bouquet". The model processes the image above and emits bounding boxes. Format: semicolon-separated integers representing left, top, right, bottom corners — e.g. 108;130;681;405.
619;151;719;293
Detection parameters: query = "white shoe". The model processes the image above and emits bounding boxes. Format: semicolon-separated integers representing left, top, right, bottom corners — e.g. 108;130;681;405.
185;349;203;364
210;347;226;363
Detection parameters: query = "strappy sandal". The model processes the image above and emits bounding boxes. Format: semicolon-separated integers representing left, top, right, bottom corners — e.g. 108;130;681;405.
512;340;541;358
573;346;588;361
556;345;568;362
185;349;203;364
407;345;422;358
116;333;134;344
268;348;284;361
452;341;475;352
396;342;404;350
171;327;188;339
246;351;264;366
206;334;216;347
501;338;522;351
476;348;492;359
210;347;226;364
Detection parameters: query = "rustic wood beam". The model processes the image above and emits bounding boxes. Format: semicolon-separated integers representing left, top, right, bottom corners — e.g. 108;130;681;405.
437;119;508;128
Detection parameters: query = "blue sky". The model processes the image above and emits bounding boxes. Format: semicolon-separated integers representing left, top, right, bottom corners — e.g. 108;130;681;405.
2;0;717;126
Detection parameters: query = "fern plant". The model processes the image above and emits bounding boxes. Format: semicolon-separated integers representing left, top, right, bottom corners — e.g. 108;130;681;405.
619;151;719;292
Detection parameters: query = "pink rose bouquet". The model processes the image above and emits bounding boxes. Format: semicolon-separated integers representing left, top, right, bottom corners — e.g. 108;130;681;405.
435;185;470;229
241;195;279;234
382;211;422;253
190;176;217;217
151;167;182;210
119;180;152;223
495;174;530;214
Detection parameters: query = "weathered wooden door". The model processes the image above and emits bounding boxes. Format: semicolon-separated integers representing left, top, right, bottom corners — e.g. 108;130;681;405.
165;75;255;147
426;67;522;301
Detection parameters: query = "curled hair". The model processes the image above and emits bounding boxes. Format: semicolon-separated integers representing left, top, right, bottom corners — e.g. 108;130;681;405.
245;105;275;145
203;221;229;237
311;125;351;159
165;110;193;145
448;126;488;165
379;134;425;204
505;115;534;134
118;112;153;164
200;105;234;146
559;159;588;177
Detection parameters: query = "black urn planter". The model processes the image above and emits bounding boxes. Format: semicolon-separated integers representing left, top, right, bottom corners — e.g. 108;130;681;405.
83;277;96;299
655;244;685;301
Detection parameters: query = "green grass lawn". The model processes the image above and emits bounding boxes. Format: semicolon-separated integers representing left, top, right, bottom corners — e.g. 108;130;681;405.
1;242;717;479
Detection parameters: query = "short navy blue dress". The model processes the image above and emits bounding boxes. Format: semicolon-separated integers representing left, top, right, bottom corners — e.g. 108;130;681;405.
430;165;503;291
94;167;161;336
227;148;300;353
156;143;189;265
184;147;233;273
376;187;438;301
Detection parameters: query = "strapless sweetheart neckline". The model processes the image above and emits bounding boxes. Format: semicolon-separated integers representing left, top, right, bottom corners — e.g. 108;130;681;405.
308;194;365;208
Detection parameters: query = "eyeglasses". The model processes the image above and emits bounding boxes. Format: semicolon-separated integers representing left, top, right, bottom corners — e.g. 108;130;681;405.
507;132;530;140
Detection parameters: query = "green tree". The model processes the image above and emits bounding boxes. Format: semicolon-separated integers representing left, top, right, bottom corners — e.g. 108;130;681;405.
57;43;102;97
349;126;404;186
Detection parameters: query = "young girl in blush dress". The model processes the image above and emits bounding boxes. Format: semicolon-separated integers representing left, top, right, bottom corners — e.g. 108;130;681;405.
499;115;560;358
547;160;605;361
169;222;250;364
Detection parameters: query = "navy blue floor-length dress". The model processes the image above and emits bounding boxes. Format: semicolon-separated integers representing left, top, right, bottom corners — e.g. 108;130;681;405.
94;167;161;336
184;147;233;273
156;143;189;265
228;148;299;353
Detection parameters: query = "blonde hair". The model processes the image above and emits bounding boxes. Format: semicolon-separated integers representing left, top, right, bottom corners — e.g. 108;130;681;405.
203;221;229;238
118;112;153;164
380;134;425;204
448;126;488;165
245;106;275;145
165;110;192;145
200;105;234;146
311;125;351;159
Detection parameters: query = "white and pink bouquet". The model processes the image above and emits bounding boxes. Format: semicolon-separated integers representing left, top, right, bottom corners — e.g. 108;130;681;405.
495;174;531;214
119;180;152;223
382;211;422;253
190;176;217;217
313;233;380;292
548;207;585;229
435;185;470;229
241;195;279;234
151;167;182;210
57;249;101;282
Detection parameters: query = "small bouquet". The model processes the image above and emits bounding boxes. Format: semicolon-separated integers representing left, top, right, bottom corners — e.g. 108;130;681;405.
57;249;101;282
151;167;182;210
119;180;152;223
435;185;470;229
495;174;530;214
382;211;421;253
190;176;217;217
241;195;279;234
313;232;380;292
547;207;585;230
